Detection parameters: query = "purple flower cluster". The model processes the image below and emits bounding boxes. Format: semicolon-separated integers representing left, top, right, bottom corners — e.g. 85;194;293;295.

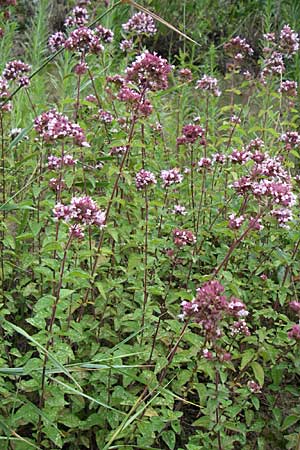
289;301;300;314
246;138;264;152
74;62;88;75
48;154;77;169
228;213;245;229
288;324;300;340
95;25;114;43
196;75;221;97
125;51;172;92
109;145;127;156
2;60;31;87
198;157;212;169
48;32;66;52
117;85;153;116
229;148;251;164
49;177;66;192
231;151;296;228
261;52;285;79
177;124;205;145
173;229;196;247
172;204;187;215
280;131;300;150
180;280;249;340
34;109;89;147
98;109;113;123
178;68;193;82
271;208;293;228
135;169;157;190
122;12;157;36
279;24;299;57
64;6;89;28
279;80;298;97
212;153;226;164
120;38;134;52
0;76;9;100
53;196;106;228
224;36;254;62
160;168;183;188
248;380;262;393
64;27;104;54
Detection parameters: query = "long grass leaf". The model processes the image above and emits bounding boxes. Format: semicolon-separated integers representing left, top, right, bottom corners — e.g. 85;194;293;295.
48;376;126;415
3;320;82;391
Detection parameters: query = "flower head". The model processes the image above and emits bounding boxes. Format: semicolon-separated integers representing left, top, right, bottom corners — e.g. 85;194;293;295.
125;51;172;92
122;12;156;36
160;168;183;188
135;169;157;190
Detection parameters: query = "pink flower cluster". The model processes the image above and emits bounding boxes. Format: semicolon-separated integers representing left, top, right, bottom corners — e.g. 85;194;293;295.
279;80;298;97
172;204;187;215
229;148;251;164
178;68;193;82
160;168;183;188
48;154;77;170
95;25;114;43
246;138;264;152
177;124;205;145
120;38;134;52
173;229;196;247
271;208;293;228
280;131;300;150
98;109;113;123
64;27;104;54
0;76;9;99
34;109;89;147
64;6;89;28
2;60;31;87
261;51;285;79
125;51;172;92
288;302;300;341
196;75;221;97
228;213;245;229
53;196;106;228
49;177;66;192
231;152;296;227
248;380;261;393
224;36;254;62
135;169;157;190
198;157;212;169
74;62;88;75
117;85;153;116
109;145;127;156
212;153;226;164
180;280;249;340
48;32;66;52
288;324;300;340
279;24;299;57
122;12;157;36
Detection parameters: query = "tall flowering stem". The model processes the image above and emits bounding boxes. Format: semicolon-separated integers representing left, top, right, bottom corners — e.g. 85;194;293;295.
213;211;263;276
38;232;73;442
78;114;138;319
0;113;5;300
141;187;149;336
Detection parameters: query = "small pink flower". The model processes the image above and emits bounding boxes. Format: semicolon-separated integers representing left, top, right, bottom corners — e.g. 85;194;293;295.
288;324;300;340
248;380;261;393
135;169;157;190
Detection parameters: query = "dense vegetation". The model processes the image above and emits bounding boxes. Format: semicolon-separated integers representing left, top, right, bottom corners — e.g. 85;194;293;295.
1;1;300;449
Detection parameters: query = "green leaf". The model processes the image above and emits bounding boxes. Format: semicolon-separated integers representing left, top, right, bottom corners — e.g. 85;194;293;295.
281;415;300;431
251;362;264;387
161;430;176;450
240;349;256;370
